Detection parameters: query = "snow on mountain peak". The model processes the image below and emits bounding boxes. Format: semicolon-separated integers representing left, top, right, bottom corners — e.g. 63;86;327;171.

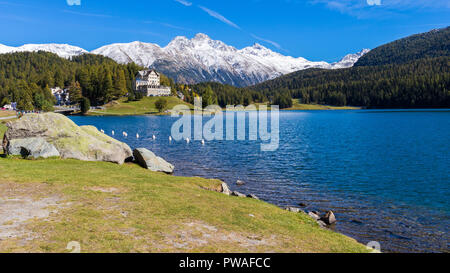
193;33;211;41
331;48;370;69
0;44;16;54
0;34;370;86
17;43;88;58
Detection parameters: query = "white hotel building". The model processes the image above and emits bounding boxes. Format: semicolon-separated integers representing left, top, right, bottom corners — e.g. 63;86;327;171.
135;69;171;97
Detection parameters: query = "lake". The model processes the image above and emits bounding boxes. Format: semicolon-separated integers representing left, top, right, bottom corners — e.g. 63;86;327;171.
70;109;450;253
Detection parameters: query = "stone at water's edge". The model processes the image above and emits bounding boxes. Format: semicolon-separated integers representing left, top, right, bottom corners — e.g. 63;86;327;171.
308;211;321;221
3;113;132;164
221;183;232;195
321;211;337;225
7;137;60;159
133;148;175;174
286;207;302;213
231;191;246;198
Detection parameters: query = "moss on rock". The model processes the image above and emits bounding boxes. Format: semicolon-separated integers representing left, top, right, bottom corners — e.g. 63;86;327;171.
4;113;132;164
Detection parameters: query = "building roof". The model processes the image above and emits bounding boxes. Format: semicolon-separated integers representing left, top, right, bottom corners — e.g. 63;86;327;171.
137;69;160;78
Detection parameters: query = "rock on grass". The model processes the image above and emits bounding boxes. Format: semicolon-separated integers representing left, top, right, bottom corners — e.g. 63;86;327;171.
133;148;174;174
3;113;132;164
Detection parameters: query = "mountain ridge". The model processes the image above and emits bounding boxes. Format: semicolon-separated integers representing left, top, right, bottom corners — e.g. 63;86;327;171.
355;26;449;67
251;27;450;108
0;34;369;87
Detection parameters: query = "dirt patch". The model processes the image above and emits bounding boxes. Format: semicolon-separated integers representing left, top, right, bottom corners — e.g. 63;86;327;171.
0;182;64;241
88;186;122;193
164;221;276;251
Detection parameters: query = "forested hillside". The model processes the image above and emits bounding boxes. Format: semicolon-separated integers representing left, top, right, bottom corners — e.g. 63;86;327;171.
253;57;449;107
187;82;266;108
0;51;140;110
1;27;449;111
252;28;450;108
355;27;450;67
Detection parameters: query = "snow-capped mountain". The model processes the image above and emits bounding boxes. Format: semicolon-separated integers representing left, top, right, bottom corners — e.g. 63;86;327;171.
0;43;87;58
93;33;369;86
0;34;369;86
0;44;16;54
331;49;371;69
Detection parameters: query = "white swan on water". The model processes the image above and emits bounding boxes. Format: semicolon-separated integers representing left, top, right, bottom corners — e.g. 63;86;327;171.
112;130;115;136
123;132;128;137
136;133;140;139
169;136;173;141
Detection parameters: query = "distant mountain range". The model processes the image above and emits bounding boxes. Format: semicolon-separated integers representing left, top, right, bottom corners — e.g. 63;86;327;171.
252;27;450;108
0;34;369;87
0;43;88;59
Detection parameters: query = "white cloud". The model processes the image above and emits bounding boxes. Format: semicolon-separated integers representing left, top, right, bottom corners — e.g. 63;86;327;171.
144;20;193;31
311;0;449;18
63;9;112;18
66;0;81;6
199;6;241;29
174;0;192;6
367;0;381;6
251;34;282;49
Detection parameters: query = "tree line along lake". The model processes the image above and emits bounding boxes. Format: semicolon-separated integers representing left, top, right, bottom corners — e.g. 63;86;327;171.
70;109;450;253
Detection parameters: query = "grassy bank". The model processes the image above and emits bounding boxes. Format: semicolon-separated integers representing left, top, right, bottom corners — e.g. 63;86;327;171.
89;97;192;116
0;123;6;140
286;99;361;110
85;97;360;117
0;122;11;153
0;157;369;253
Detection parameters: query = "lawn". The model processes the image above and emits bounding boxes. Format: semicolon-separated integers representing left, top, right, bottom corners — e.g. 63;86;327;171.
0;123;6;140
0;157;369;253
89;97;193;116
286;99;361;110
85;97;360;116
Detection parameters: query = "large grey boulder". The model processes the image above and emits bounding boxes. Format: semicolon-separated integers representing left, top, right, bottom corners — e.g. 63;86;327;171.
321;211;337;225
133;148;174;174
7;137;60;159
3;113;132;164
221;182;232;195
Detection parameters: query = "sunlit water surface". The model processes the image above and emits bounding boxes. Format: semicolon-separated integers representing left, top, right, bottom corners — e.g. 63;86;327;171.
70;110;450;253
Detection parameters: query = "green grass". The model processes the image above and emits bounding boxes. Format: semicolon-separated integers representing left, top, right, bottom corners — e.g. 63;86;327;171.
0;158;369;253
85;97;360;116
286;99;361;110
0;121;9;153
89;97;192;116
0;123;6;140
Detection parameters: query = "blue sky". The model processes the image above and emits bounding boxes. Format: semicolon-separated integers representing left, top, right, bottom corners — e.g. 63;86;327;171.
0;0;448;62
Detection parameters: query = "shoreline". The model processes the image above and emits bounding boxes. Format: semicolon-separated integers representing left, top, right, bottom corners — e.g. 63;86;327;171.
0;157;370;253
0;113;369;253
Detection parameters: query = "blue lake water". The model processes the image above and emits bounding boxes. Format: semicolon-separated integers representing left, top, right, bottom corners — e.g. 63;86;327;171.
70;110;450;253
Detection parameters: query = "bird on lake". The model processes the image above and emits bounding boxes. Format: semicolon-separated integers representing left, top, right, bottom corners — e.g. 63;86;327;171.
123;132;128;137
186;138;190;144
201;139;205;145
112;130;115;136
136;133;140;139
169;136;173;142
152;135;156;140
